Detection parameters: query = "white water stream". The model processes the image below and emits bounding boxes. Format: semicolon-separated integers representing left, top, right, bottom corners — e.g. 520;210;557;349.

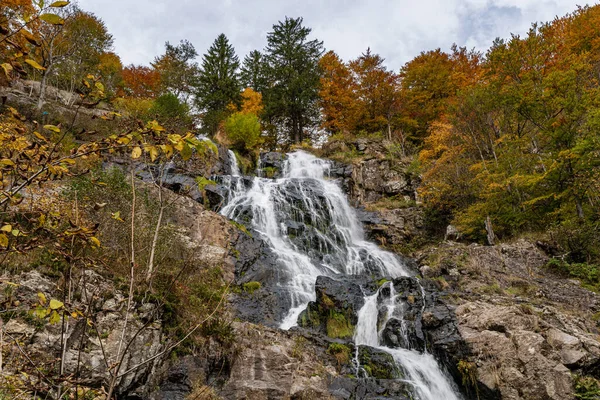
220;150;462;399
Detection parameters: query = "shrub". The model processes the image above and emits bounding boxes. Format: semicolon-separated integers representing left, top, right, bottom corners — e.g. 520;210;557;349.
224;112;261;153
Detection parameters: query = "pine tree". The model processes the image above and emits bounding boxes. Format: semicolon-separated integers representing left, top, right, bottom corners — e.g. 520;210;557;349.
195;33;241;135
263;17;324;144
240;50;269;93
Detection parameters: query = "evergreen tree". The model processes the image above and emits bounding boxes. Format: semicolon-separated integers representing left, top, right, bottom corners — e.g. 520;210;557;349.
195;33;241;135
240;50;269;93
263;17;324;144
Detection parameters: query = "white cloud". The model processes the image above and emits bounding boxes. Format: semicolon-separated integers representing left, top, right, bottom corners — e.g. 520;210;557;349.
77;0;592;71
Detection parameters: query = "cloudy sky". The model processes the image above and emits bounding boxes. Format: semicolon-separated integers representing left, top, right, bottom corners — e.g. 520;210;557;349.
77;0;592;71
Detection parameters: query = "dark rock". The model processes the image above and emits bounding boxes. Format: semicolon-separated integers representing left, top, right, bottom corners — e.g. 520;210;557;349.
298;276;377;336
260;152;287;178
148;356;205;400
204;183;229;210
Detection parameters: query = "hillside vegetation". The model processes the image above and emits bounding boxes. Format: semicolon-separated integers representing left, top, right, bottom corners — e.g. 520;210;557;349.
3;0;600;398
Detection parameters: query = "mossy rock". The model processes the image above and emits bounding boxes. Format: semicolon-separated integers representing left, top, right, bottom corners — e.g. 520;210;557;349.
242;281;261;294
326;311;354;339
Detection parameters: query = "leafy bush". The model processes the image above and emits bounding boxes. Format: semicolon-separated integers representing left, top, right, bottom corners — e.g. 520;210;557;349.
149;93;192;131
224;112;261;153
546;258;600;291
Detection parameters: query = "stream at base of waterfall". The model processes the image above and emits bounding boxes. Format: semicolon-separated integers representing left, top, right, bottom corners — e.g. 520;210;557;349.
221;150;462;400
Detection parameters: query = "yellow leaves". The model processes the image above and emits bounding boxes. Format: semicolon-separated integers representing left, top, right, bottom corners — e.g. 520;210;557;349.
131;146;142;159
49;1;70;7
145;145;159;162
43;124;60;133
39;13;65;25
49;310;61;324
147;120;165;132
1;224;11;232
0;234;8;248
33;131;47;141
159;144;174;159
89;236;100;248
117;135;132;145
0;63;13;78
38;292;47;306
0;159;15;168
24;59;46;71
49;299;63;309
111;211;124;222
21;29;41;47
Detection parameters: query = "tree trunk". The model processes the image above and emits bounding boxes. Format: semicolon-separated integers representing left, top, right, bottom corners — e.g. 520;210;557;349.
37;64;52;111
576;198;585;219
485;215;496;246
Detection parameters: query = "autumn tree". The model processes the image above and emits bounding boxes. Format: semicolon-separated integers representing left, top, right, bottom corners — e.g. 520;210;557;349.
263;17;324;144
349;49;400;140
51;10;114;99
194;33;241;136
318;50;360;135
97;51;123;97
120;64;160;98
152;39;199;102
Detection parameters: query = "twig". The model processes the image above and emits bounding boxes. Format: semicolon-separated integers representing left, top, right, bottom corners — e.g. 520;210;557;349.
106;170;137;399
117;280;231;379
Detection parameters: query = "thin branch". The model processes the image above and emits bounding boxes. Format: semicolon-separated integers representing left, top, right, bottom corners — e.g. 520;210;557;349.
117;280;231;379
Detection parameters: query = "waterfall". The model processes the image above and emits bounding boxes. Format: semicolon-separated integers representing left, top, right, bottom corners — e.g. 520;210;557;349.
228;150;241;176
220;150;461;399
354;282;462;400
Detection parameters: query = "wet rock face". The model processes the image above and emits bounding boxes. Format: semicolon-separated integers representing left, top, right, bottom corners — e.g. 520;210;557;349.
259;151;287;178
298;276;374;336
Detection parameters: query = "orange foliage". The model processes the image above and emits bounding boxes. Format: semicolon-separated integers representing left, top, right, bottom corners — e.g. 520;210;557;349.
319;50;360;134
119;64;160;98
240;87;263;115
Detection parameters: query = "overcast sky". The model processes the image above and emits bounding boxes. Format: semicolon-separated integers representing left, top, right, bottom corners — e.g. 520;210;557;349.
77;0;593;71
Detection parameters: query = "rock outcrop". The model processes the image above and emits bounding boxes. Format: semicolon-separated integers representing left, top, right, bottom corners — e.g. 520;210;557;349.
414;240;600;399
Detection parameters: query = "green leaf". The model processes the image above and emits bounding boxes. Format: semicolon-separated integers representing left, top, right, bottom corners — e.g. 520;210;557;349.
43;124;60;133
49;310;61;324
49;1;70;7
181;143;192;161
49;299;64;310
24;59;46;71
39;13;65;25
111;211;124;222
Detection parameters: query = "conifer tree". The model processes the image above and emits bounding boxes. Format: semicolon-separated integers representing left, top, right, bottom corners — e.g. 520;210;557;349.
195;33;241;135
263;17;323;144
240;50;269;93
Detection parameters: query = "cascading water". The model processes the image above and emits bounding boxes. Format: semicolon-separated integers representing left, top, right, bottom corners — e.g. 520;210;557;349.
228;150;241;176
220;150;462;399
354;282;462;400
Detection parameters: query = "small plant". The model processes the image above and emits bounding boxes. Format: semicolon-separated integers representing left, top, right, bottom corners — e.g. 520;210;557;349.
242;281;261;294
574;375;600;399
195;176;217;191
327;343;351;366
458;360;479;397
291;336;307;359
